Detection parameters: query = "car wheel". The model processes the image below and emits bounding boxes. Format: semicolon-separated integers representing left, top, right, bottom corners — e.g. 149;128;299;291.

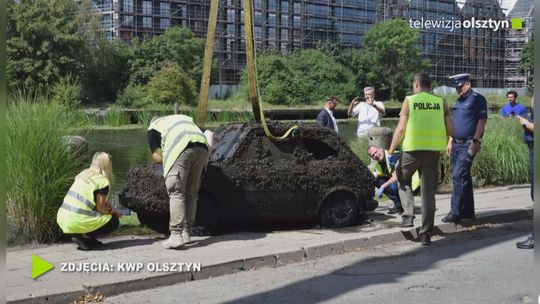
319;193;358;228
194;195;220;236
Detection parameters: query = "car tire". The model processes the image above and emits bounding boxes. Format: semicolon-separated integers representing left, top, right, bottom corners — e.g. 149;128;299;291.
319;193;358;228
194;195;220;236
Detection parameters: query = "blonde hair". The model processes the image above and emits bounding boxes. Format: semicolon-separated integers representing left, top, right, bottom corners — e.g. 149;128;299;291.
76;152;114;188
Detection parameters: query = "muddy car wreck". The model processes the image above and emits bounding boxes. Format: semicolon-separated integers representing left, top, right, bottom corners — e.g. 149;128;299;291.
119;122;377;234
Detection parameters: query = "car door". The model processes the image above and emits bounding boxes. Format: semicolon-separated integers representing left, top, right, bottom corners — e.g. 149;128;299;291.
230;131;307;219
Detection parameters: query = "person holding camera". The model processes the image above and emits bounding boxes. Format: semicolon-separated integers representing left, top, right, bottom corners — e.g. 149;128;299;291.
347;86;386;137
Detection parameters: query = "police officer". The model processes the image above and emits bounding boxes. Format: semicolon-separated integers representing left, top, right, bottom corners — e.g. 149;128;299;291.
389;73;454;245
442;74;488;224
516;97;534;249
148;115;214;249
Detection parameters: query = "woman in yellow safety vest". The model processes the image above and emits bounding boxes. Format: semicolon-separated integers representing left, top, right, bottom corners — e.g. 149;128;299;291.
57;152;123;250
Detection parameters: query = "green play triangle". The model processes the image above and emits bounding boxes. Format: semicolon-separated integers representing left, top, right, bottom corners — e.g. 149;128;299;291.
32;255;54;279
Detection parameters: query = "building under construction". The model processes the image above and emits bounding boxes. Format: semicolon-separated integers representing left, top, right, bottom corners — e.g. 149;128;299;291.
504;0;534;88
93;0;533;88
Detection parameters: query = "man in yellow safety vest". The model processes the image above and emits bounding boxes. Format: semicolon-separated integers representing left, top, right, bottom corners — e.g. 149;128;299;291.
389;73;454;245
148;115;214;249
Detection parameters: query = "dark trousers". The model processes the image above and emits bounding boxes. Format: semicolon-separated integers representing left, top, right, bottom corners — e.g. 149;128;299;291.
450;143;475;217
529;144;534;201
376;177;401;208
87;216;120;238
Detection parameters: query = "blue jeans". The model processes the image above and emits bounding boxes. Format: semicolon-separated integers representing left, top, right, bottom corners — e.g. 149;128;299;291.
376;177;401;208
450;143;475;217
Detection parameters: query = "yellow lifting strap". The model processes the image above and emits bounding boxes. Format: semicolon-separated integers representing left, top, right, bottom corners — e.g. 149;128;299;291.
197;0;299;141
197;0;220;128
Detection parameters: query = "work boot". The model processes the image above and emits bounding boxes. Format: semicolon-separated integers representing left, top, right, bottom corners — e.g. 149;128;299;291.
71;235;93;251
86;237;103;247
182;229;192;244
442;212;461;224
401;215;414;228
516;235;534;249
161;234;184;249
420;233;431;246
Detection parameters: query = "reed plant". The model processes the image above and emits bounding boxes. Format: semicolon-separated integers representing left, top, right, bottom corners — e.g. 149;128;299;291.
7;98;86;244
438;117;528;187
104;107;131;127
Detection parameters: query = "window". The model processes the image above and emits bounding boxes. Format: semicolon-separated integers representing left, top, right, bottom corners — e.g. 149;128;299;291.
160;18;170;29
268;0;277;10
103;0;112;10
160;2;170;15
280;14;288;27
143;16;152;28
142;1;152;14
123;0;134;12
123;15;134;26
293;2;300;13
103;15;112;28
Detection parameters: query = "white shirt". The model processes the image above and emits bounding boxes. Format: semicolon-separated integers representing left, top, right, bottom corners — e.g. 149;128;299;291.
352;101;385;137
325;108;339;133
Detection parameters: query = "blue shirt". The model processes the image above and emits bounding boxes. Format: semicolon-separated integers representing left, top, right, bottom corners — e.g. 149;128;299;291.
524;112;534;144
500;103;528;118
452;90;488;139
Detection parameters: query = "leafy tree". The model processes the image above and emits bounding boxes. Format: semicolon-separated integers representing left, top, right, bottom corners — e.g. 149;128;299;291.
128;27;212;89
51;74;81;109
117;84;151;109
147;62;196;105
518;34;533;93
348;19;429;101
242;49;356;105
82;39;130;102
7;0;86;94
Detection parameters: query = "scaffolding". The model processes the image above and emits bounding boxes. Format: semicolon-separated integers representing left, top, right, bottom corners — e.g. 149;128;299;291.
93;0;533;87
504;0;533;88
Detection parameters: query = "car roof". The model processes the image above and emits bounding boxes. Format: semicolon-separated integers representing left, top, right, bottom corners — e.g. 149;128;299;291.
210;122;355;162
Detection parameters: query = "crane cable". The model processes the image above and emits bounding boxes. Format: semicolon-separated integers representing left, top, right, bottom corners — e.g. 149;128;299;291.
198;0;299;141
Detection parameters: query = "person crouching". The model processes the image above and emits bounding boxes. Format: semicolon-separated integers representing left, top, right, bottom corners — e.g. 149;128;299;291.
57;152;123;250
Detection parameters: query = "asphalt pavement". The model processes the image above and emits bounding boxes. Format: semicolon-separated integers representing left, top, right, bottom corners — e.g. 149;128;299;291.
6;185;534;304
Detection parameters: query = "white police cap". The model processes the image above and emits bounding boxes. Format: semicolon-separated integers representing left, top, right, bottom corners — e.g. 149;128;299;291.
449;73;470;88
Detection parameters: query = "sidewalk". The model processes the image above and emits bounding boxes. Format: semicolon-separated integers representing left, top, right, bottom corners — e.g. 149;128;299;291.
7;186;533;304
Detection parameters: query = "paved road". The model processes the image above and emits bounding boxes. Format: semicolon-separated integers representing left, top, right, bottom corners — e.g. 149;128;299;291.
105;221;538;304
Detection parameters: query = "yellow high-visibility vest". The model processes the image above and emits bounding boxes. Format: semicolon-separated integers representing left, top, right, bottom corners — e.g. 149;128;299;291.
56;172;112;234
402;92;447;152
148;115;208;177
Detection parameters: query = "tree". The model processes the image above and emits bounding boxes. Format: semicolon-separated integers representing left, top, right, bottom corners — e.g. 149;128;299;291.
242;49;357;105
82;39;130;102
147;62;196;105
7;0;86;94
128;27;212;89
347;19;430;101
518;34;533;93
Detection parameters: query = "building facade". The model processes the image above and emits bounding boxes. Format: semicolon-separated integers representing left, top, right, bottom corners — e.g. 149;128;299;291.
93;0;533;87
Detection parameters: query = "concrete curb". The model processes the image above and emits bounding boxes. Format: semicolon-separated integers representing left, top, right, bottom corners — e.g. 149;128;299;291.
9;208;533;304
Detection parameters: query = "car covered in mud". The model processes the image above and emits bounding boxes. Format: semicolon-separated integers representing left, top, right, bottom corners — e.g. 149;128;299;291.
119;122;376;234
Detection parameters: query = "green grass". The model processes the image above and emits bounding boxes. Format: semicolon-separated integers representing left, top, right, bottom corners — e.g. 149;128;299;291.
104;107;131;127
7;97;87;244
109;212;159;237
